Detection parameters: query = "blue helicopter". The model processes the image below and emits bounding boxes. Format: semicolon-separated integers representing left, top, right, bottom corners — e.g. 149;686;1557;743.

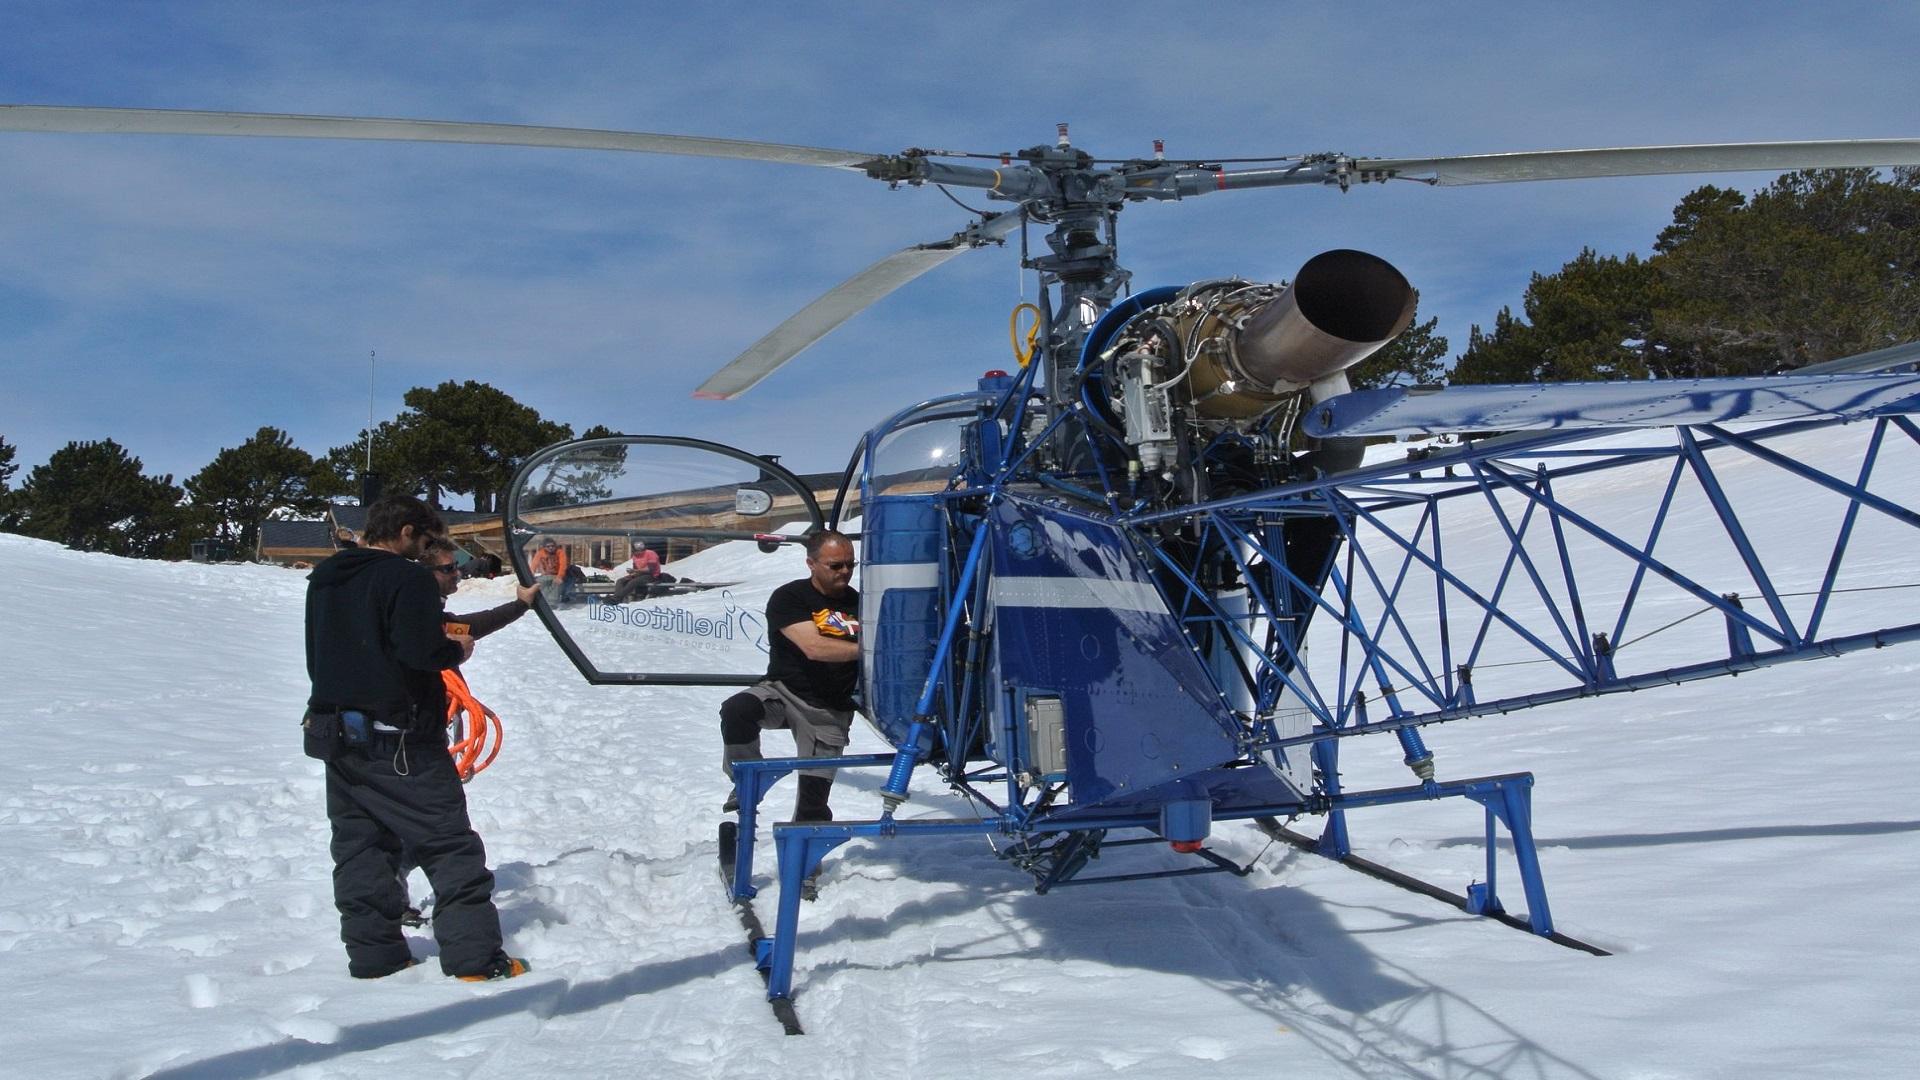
473;122;1920;1028
9;106;1917;1031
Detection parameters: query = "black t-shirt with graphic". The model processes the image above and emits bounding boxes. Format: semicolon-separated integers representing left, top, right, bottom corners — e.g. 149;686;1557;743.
765;578;861;710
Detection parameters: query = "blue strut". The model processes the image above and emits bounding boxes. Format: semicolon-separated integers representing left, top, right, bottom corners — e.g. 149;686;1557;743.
879;520;992;816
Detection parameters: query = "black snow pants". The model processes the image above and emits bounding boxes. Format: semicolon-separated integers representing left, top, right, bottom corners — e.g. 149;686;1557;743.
325;734;502;978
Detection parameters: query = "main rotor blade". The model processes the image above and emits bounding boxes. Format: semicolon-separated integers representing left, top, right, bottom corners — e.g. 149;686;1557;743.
0;104;883;169
694;213;1022;400
1365;139;1920;186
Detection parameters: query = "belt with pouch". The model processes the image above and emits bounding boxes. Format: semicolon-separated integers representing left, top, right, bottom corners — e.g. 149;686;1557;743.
314;704;419;747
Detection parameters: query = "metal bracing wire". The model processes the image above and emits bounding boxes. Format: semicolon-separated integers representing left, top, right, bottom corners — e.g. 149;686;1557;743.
1608;456;1687;649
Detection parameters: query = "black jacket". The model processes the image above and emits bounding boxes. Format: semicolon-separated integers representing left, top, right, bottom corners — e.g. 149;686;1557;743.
306;546;465;732
445;598;530;642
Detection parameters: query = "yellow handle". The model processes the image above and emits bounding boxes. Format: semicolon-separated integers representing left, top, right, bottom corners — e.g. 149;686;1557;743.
1009;303;1043;367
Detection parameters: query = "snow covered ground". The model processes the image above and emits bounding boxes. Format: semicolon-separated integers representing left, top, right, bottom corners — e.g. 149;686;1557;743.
3;428;1918;1078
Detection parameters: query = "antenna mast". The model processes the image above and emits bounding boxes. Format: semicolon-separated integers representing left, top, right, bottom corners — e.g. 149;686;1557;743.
365;349;375;474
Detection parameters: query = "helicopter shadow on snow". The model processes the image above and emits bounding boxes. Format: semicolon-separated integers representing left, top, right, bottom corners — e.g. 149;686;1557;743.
139;944;746;1080
778;780;1607;1079
1428;817;1920;852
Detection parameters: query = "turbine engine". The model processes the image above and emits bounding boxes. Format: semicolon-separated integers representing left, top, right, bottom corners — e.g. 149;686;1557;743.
1102;249;1415;475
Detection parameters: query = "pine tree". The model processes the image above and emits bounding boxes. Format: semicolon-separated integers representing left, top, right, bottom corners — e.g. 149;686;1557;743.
1451;250;1658;384
185;427;332;555
10;439;185;558
325;381;572;511
0;435;18;531
1652;168;1920;374
1451;168;1920;383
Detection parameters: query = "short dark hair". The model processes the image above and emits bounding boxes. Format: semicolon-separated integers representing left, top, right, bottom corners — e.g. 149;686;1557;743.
423;536;459;556
362;495;445;545
804;529;852;558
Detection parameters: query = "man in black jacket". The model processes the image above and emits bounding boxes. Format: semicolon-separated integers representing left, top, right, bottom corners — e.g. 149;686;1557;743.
305;495;527;981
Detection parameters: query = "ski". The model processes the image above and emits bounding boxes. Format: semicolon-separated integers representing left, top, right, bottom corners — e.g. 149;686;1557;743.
718;819;805;1035
1253;818;1610;956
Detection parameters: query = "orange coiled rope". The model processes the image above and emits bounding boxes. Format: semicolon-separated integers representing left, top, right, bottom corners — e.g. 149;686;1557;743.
441;668;503;782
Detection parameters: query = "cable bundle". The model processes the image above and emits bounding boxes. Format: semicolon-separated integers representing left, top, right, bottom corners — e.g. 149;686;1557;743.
441;669;503;781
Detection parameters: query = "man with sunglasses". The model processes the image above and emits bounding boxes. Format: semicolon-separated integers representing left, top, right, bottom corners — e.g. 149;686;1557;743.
719;530;861;825
423;538;539;635
393;540;540;928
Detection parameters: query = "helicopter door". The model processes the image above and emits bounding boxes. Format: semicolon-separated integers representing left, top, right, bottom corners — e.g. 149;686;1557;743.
503;436;827;686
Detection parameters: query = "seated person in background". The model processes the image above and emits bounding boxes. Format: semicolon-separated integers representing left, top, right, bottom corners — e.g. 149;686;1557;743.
527;537;575;604
609;544;678;603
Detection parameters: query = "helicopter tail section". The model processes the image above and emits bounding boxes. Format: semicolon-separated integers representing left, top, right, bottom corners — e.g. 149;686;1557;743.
1304;367;1920;438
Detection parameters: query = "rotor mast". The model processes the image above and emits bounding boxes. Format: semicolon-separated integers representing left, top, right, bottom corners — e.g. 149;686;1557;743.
870;124;1139;442
1015;125;1133;425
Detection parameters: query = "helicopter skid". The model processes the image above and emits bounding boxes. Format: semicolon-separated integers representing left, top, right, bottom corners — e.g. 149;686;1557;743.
716;818;805;1035
1251;816;1609;956
743;770;1587;1005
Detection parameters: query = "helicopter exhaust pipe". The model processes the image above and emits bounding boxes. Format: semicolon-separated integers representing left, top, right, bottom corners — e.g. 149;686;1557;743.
1189;249;1416;419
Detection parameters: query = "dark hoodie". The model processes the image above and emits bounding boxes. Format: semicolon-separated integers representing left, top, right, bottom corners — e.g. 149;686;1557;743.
306;546;466;736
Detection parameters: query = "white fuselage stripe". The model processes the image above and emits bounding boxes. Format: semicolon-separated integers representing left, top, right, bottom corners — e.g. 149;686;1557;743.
863;562;941;593
991;576;1165;612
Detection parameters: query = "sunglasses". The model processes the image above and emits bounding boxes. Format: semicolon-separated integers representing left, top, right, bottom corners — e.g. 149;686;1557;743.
818;560;856;571
428;563;460;576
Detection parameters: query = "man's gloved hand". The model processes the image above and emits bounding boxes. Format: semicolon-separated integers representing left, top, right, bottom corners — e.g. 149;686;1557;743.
812;609;860;640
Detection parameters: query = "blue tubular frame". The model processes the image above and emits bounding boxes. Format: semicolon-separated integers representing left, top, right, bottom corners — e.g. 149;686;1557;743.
1135;416;1920;746
745;389;1920;1005
752;771;1553;999
726;754;897;903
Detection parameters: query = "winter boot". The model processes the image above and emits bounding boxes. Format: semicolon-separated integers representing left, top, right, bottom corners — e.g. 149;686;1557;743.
352;957;421;979
456;954;531;982
792;774;835;901
794;775;834;823
721;740;763;812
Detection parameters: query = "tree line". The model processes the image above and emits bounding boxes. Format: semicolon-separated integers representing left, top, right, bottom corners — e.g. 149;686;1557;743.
1449;167;1919;383
0;380;613;560
3;168;1914;560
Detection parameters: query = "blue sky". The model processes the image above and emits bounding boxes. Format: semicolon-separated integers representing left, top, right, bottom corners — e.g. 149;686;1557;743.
2;1;1916;493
